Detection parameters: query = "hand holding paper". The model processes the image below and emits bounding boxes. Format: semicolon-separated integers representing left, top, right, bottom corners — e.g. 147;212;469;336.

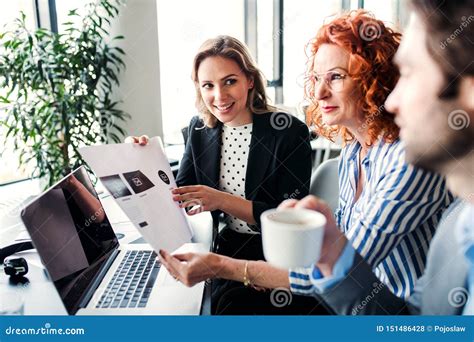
80;137;193;254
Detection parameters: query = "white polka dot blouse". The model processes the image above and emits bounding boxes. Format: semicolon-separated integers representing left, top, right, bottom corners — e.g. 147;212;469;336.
218;123;259;234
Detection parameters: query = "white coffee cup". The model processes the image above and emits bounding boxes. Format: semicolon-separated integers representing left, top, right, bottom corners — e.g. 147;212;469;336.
261;208;326;269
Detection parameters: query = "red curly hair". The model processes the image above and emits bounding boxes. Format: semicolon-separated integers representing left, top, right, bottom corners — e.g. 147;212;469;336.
305;10;401;146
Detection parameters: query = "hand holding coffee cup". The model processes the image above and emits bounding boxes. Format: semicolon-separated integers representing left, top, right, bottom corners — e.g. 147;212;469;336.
261;208;326;269
273;196;348;277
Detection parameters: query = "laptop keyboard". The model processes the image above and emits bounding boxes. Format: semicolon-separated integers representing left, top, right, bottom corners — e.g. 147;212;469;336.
96;250;160;309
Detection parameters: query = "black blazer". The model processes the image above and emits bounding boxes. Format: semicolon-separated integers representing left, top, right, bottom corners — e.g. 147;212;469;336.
176;112;312;228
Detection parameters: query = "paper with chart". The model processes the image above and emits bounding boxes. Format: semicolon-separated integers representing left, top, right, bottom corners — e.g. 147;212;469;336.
79;137;193;253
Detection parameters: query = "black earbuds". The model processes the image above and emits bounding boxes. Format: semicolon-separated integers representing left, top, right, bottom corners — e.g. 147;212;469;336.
1;241;33;278
3;257;29;277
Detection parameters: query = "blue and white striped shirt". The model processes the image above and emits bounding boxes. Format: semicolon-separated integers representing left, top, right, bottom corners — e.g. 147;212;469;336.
457;203;474;314
289;139;453;299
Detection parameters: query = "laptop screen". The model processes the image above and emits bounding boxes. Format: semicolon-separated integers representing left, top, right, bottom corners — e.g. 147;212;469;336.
21;167;119;314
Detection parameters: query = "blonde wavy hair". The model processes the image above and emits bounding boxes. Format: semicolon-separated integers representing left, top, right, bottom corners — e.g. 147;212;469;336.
192;35;274;127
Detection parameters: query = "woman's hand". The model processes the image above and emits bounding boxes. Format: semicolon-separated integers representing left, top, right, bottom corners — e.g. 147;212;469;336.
158;250;219;287
124;135;149;146
278;195;335;224
278;195;347;276
172;185;228;215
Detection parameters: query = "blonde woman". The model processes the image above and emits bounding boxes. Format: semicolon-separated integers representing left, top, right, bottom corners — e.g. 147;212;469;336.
129;35;312;313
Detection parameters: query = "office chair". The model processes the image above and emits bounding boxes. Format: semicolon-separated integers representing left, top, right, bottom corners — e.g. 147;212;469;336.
309;158;339;213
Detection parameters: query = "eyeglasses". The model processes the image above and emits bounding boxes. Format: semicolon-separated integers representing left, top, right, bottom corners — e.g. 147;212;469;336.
308;71;349;92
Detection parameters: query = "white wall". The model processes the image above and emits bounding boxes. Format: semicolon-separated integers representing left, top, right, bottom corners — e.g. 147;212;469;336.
156;0;245;143
110;0;163;139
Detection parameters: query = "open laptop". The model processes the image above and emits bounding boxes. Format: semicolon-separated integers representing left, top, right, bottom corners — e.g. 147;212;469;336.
21;166;205;315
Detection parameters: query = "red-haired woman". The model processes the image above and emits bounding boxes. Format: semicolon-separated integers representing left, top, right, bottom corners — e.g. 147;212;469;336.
159;10;453;314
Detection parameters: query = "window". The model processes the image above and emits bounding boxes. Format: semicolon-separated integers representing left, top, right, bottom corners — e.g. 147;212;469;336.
363;0;408;29
157;0;245;144
157;0;404;142
363;0;400;27
281;0;343;108
1;0;406;181
256;0;276;103
254;0;403;111
0;1;37;184
0;1;36;29
55;0;89;30
252;0;350;111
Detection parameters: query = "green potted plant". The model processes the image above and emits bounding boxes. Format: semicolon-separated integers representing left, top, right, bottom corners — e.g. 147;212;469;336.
0;0;129;187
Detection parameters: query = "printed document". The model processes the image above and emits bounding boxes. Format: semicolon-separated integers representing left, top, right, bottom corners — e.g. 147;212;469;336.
79;138;193;253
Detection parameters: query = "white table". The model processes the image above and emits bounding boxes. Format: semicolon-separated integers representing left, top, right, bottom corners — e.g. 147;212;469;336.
0;178;213;315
